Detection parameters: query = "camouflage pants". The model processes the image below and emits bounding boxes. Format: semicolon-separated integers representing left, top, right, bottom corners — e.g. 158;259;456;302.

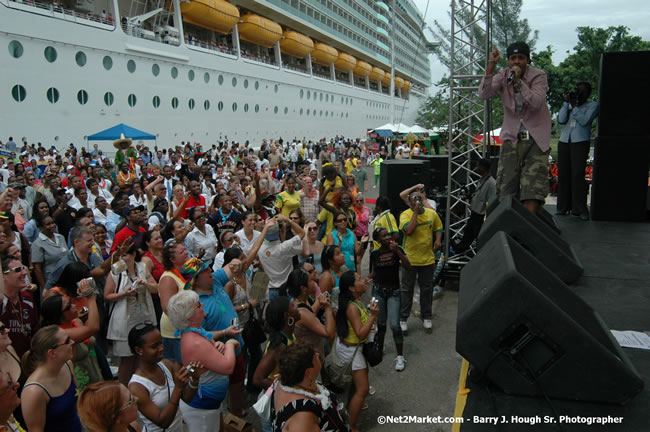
496;137;549;202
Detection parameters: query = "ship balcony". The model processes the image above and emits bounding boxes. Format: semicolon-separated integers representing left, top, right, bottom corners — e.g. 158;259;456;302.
282;55;309;74
7;0;116;28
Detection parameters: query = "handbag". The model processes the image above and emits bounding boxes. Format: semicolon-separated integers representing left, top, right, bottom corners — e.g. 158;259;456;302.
253;381;276;420
242;308;267;346
324;338;359;389
363;339;383;367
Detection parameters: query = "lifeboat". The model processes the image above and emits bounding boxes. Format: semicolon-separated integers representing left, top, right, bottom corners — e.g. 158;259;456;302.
238;14;282;48
381;72;390;86
334;53;357;72
403;80;411;91
181;0;239;34
394;76;404;89
369;67;385;82
279;30;314;58
353;61;372;77
311;43;338;66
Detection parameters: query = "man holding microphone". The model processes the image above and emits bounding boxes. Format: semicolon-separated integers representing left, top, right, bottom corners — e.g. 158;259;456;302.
478;42;551;214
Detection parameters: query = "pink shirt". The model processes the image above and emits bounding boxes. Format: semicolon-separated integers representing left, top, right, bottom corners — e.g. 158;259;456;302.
478;66;551;152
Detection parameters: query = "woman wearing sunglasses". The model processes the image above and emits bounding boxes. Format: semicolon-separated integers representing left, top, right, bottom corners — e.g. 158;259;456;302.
326;211;363;273
21;325;83;432
128;322;203;432
77;381;141;432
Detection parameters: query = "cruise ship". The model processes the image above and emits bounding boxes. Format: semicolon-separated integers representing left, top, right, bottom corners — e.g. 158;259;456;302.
0;0;432;150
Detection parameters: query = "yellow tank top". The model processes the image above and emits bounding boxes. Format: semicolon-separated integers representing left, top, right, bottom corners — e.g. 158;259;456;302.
264;332;295;380
344;301;368;345
159;270;185;339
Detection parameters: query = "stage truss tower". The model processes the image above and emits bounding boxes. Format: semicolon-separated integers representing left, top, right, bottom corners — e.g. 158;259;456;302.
444;0;491;267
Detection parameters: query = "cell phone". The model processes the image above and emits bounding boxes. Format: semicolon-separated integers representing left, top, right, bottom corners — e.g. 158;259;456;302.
186;365;195;374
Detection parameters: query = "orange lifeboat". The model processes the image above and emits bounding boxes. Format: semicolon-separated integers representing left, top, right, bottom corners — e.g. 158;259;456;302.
369;67;385;82
238;14;282;48
334;53;357;72
353;61;372;77
311;43;338;66
403;80;411;91
381;72;391;86
394;76;404;89
181;0;239;34
279;30;314;58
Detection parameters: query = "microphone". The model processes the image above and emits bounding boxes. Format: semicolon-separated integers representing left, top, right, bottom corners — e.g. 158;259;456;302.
507;70;515;83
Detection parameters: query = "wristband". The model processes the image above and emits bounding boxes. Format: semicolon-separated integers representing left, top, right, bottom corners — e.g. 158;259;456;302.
188;380;199;389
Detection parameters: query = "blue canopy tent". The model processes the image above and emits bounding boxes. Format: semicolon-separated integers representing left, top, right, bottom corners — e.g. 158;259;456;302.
87;123;156;141
374;129;393;137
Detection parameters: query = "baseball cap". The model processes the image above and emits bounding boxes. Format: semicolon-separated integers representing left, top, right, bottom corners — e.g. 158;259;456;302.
507;41;530;59
122;205;145;218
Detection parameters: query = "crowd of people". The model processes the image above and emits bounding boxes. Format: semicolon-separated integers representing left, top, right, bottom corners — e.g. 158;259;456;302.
0;133;444;432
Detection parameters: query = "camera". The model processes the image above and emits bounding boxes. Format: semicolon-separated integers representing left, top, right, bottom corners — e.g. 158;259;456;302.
186;365;195;375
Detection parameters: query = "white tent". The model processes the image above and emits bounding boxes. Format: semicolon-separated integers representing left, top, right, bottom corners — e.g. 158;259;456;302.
405;124;429;134
395;123;412;133
373;122;397;132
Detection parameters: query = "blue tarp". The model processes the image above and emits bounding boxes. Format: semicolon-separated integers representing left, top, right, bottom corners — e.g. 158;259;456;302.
374;129;393;137
87;123;156;141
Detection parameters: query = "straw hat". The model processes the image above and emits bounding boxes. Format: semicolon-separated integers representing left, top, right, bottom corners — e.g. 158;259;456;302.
113;133;132;150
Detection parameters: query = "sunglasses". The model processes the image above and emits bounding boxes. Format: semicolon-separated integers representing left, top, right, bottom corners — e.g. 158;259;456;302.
3;265;25;274
53;335;72;349
134;320;154;331
335;218;347;223
307;227;318;232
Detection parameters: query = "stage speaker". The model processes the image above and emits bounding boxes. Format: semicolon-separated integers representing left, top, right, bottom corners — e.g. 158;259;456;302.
457;231;644;405
598;51;650;137
485;199;561;234
478;197;582;283
590;136;650;222
413;154;448;191
379;159;430;217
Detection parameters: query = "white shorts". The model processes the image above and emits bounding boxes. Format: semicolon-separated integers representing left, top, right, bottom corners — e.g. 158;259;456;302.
335;339;367;371
179;401;222;432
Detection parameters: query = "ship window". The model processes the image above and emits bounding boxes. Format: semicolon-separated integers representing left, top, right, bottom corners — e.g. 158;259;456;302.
218;75;224;85
232;77;237;87
103;56;113;70
104;92;114;106
313;110;316;116
319;110;323;116
218;101;224;111
232;103;237;112
128;94;137;107
244;79;249;89
325;94;329;102
204;100;210;110
320;93;323;101
307;109;310;115
44;46;57;63
244;103;249;112
153;96;160;108
77;90;88;105
300;89;304;99
307;90;311;99
254;104;259;113
284;107;288;115
46;87;59;104
8;41;23;58
255;81;259;90
188;70;195;81
274;84;278;93
300;108;303;115
171;97;179;109
274;106;278;114
204;72;210;83
188;98;195;110
11;85;26;102
171;67;178;79
152;64;160;76
75;51;87;67
325;110;328;117
127;59;136;73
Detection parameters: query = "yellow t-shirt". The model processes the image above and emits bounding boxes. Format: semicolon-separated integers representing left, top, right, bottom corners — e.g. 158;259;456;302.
275;190;301;217
372;210;399;250
344;301;368;344
399;208;443;266
322;177;343;203
159;270;185;339
344;158;357;175
317;209;334;243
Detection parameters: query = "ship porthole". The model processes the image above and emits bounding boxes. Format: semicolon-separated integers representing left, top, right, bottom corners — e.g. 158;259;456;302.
171;67;178;79
254;104;259;113
104;92;114;106
171;97;179;109
152;64;160;76
204;100;210;110
103;56;113;70
44;46;57;63
152;96;160;108
11;85;26;102
128;93;137;107
188;70;195;81
204;72;210;84
46;87;59;104
188;99;195;110
218;75;224;85
75;51;87;67
232;77;237;87
127;60;136;73
77;90;88;105
8;41;23;58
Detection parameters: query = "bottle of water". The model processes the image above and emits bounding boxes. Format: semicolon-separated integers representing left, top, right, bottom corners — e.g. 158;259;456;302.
434;252;445;280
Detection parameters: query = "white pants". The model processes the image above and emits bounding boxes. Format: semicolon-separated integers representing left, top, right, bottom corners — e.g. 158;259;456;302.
179;401;221;432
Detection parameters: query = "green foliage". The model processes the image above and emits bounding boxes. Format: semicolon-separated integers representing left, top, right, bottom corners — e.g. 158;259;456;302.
416;79;448;129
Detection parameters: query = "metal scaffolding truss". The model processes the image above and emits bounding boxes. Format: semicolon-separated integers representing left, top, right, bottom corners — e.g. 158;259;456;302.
444;0;491;266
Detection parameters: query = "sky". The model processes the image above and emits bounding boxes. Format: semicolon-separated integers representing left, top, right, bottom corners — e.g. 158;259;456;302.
412;0;650;89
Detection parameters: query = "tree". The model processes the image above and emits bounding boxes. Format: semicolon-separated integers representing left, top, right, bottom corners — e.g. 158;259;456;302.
416;79;449;129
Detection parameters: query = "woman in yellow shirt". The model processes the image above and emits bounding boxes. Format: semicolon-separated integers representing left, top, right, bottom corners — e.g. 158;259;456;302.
275;176;301;217
334;271;378;432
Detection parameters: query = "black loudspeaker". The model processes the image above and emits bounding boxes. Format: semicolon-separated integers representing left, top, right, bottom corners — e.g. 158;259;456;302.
590;137;650;221
598;51;650;137
485;199;561;234
379;159;430;217
412;154;448;191
478;197;582;283
457;231;644;404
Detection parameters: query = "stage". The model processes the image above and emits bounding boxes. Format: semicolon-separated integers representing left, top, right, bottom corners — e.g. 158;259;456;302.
453;212;650;431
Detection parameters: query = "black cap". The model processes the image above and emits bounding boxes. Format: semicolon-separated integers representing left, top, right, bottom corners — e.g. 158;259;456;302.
506;41;530;59
122;205;145;218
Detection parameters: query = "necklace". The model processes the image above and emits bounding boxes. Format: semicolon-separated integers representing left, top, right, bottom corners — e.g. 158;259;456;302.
279;382;332;410
8;297;27;337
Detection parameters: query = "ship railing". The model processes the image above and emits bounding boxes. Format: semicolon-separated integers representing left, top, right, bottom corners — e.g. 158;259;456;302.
185;37;237;56
313;71;330;80
8;0;115;27
282;63;308;74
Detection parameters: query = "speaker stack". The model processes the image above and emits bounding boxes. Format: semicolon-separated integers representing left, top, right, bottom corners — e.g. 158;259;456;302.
378;159;430;218
456;197;644;404
590;51;650;221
